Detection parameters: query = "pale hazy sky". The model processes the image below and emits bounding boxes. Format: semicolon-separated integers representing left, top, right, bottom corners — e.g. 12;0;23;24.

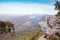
0;0;57;15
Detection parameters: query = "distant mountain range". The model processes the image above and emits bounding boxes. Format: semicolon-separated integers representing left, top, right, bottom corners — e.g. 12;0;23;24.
0;14;54;29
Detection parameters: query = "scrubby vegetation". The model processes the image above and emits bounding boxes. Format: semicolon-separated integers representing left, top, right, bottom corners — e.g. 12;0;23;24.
18;29;43;40
0;21;15;40
47;36;58;40
0;21;15;34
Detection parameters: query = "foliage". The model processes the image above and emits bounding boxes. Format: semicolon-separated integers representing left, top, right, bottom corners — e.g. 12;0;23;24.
47;36;58;40
54;1;60;11
56;12;60;16
0;21;15;34
18;29;43;40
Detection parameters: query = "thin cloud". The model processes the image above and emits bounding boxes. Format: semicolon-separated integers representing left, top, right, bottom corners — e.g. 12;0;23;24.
0;3;57;15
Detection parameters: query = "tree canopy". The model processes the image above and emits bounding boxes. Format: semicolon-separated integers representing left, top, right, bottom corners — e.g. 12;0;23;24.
0;21;15;34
